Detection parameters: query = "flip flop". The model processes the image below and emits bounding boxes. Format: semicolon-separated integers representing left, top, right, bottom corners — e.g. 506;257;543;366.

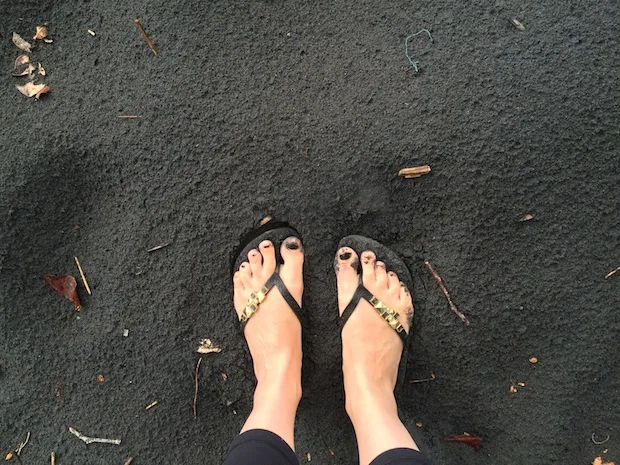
337;235;413;388
231;219;303;333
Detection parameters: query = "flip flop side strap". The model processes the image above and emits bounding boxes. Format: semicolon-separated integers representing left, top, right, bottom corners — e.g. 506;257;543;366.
368;295;405;334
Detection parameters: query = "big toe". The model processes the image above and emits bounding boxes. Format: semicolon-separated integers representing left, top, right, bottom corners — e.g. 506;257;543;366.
279;236;304;303
335;247;360;314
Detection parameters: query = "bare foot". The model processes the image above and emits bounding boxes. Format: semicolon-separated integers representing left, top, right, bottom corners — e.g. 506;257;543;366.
336;247;413;391
233;236;304;383
335;246;418;463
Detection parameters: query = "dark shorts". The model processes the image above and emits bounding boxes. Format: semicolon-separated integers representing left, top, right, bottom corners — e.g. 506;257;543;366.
222;429;433;465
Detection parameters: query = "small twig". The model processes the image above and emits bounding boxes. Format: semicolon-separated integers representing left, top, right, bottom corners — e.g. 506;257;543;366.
68;427;121;445
74;256;92;295
51;451;55;465
409;373;437;384
405;29;433;73
193;357;202;418
605;267;620;279
424;261;469;325
145;400;158;410
399;165;432;178
147;243;171;253
118;115;139;119
591;433;610;445
16;432;30;455
123;458;134;465
134;19;158;56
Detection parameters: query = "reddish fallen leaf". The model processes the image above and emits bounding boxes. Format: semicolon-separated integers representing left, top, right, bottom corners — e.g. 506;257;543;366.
446;432;482;450
44;275;81;310
34;85;51;100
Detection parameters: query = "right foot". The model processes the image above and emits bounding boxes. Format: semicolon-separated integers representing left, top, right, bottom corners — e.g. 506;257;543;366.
335;247;414;394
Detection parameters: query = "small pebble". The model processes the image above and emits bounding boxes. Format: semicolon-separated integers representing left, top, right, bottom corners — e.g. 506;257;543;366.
123;329;129;337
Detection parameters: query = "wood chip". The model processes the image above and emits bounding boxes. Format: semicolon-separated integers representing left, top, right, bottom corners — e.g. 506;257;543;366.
605;267;620;279
509;385;517;393
529;356;538;364
398;165;432;178
33;26;48;41
512;18;526;31
520;213;535;222
415;421;423;428
51;451;55;465
145;400;158;410
123;458;134;465
12;32;32;52
197;338;221;354
88;29;96;36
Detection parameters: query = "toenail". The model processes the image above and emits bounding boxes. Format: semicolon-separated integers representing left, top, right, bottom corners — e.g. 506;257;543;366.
388;271;396;276
285;238;300;250
339;251;352;260
241;263;246;268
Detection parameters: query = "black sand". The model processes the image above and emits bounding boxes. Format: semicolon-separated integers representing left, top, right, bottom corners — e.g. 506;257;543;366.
1;0;619;464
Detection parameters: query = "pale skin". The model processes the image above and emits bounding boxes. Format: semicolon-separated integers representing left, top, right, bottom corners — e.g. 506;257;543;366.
232;237;419;465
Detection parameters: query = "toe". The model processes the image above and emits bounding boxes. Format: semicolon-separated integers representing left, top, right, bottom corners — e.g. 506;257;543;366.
335;247;360;314
361;250;376;287
259;240;276;274
374;261;388;286
248;249;262;276
239;262;253;288
233;272;246;314
387;271;400;292
279;237;304;302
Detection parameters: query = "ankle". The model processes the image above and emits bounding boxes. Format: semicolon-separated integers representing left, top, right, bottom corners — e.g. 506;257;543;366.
344;372;396;421
255;359;302;405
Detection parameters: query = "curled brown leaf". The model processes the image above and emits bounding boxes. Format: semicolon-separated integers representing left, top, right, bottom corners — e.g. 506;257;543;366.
35;85;52;99
44;275;81;310
12;32;33;52
446;432;482;450
33;26;48;40
16;82;47;97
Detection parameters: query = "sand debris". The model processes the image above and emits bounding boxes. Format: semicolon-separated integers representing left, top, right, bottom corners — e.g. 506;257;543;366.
193;358;202;418
398;165;432;178
68;427;121;445
511;18;526;31
74;256;92;295
135;19;158;56
409;373;437;384
424;261;469;325
88;29;96;36
145;401;158;410
197;338;221;354
591;433;610;445
605;267;620;279
12;33;32;52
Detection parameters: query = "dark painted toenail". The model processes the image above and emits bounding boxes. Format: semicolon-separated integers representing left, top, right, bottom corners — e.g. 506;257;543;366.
339;252;352;260
285;239;300;250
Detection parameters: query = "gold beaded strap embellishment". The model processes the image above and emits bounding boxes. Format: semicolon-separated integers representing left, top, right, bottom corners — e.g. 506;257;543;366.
369;296;404;333
239;286;271;323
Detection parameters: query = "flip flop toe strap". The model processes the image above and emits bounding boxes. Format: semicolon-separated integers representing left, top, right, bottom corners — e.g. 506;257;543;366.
340;284;407;345
239;272;302;330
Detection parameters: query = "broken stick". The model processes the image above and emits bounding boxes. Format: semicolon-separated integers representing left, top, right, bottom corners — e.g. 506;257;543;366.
424;260;469;325
605;266;620;279
409;373;437;384
194;357;202;418
68;427;121;445
74;256;92;295
398;165;431;179
134;19;158;56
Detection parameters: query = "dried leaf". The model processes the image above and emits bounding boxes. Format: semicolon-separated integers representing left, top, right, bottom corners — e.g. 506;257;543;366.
512;18;526;31
14;54;30;68
197;338;222;354
593;457;615;465
16;82;45;97
38;63;46;76
12;32;33;52
446;432;482;450
33;26;48;41
44;275;81;309
5;453;14;461
35;85;51;99
97;374;105;383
